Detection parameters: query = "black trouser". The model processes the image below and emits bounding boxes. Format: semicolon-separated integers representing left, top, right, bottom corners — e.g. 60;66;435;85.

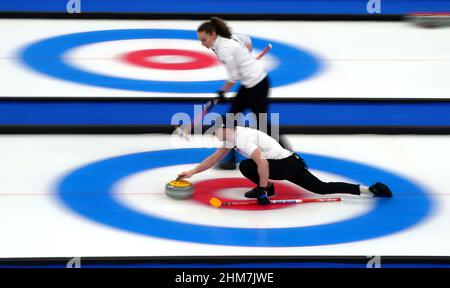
221;76;269;164
221;76;290;163
230;76;270;124
238;154;360;195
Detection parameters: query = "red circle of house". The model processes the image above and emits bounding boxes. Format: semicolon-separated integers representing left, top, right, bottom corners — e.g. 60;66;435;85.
191;178;309;211
122;49;219;70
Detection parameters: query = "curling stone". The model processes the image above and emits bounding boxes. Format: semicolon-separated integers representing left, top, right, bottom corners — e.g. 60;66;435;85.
165;179;194;200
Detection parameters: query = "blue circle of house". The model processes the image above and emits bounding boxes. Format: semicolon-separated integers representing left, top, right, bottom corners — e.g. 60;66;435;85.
19;29;320;93
57;148;432;247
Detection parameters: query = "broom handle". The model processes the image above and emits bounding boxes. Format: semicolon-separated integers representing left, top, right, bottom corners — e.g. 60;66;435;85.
221;197;343;206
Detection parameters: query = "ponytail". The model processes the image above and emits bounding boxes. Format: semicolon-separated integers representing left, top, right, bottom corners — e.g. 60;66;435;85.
197;16;232;39
210;17;232;38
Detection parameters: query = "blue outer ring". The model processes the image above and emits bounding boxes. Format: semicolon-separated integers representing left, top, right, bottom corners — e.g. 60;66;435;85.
19;29;321;93
57;148;432;247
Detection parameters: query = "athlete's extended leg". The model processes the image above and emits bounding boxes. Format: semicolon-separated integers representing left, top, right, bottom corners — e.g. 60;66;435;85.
288;168;361;195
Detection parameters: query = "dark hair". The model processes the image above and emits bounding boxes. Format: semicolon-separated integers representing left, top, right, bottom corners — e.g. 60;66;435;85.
197;17;232;39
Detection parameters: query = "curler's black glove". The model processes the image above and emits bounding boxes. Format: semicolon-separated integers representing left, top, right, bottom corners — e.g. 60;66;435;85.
216;90;227;104
255;187;271;205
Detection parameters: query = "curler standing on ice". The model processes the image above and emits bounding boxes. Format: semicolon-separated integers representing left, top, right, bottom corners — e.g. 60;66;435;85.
197;17;290;170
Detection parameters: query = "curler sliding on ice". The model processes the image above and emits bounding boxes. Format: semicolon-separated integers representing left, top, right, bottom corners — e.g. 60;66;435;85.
178;125;393;206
